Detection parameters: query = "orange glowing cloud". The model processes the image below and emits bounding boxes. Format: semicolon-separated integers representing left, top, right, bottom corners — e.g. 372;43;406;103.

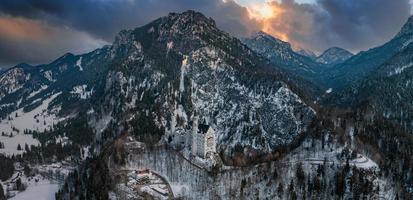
0;16;107;66
0;17;52;41
247;2;290;42
245;1;318;51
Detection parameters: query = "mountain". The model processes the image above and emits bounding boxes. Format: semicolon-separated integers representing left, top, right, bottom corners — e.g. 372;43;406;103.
0;11;316;162
323;15;413;133
320;16;413;90
316;47;353;65
242;31;325;84
2;10;411;200
296;48;317;60
327;42;413;133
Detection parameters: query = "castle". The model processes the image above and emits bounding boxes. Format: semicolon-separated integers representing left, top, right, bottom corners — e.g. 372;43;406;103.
191;123;216;158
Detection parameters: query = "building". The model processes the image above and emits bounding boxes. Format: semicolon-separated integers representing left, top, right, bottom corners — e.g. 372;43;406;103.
192;123;216;158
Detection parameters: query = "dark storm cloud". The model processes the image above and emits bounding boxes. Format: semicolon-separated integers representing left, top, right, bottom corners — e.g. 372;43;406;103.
0;0;411;67
0;0;259;41
0;0;259;67
316;0;412;52
263;0;411;53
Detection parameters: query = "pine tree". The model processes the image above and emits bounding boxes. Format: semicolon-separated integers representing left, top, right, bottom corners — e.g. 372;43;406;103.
291;191;297;200
289;179;295;197
335;171;345;197
17;144;22;151
25;143;30;152
16;178;25;191
277;182;284;197
273;167;278;180
0;182;5;200
23;164;31;176
296;163;305;184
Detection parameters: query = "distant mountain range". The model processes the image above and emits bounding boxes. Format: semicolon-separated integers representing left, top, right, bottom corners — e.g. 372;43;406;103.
242;32;354;91
242;31;324;84
319;16;413;90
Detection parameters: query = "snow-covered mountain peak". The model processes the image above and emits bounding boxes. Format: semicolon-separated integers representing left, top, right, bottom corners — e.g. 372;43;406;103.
316;47;353;65
296;48;317;59
252;31;292;50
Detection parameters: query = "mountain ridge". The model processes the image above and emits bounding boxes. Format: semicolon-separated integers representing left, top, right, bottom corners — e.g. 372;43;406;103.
0;10;317;163
319;15;413;90
316;47;353;65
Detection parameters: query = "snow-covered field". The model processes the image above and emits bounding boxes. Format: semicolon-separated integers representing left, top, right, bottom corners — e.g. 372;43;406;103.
0;92;62;155
0;134;39;156
2;162;73;200
10;179;59;200
0;92;62;134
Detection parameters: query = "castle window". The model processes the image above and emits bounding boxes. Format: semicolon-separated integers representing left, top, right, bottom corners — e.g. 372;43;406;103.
207;136;214;147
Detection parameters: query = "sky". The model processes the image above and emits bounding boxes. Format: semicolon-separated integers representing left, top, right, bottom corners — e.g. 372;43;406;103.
0;0;412;68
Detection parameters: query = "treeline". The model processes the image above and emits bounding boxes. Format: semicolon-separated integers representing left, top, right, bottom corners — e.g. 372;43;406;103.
0;154;14;181
354;115;413;199
56;155;113;200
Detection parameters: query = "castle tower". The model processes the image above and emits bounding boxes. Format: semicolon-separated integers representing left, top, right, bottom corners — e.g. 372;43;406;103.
191;116;199;156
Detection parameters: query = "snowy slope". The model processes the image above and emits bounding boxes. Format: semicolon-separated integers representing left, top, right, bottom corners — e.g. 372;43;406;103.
0;92;62;134
89;11;316;160
0;11;316;162
296;49;317;60
316;47;353;65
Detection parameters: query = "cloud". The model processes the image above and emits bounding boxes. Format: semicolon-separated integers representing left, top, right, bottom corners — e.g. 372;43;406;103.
0;0;411;67
0;0;259;67
0;16;107;67
0;0;259;41
257;0;411;53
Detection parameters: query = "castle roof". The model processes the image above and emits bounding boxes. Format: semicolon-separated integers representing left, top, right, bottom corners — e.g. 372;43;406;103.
198;124;210;135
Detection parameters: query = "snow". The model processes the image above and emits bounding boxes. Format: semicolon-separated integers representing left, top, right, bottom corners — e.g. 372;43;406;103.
55;135;70;146
117;169;171;199
81;146;91;160
388;62;413;76
10;179;58;200
402;38;413;49
43;71;54;82
170;183;189;197
70;85;93;99
179;56;189;93
0;134;39;156
0;68;28;96
93;113;113;135
27;85;48;99
4;163;73;200
0;92;62;134
350;154;378;169
76;57;83;71
166;41;174;52
133;41;142;51
0;93;63;155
